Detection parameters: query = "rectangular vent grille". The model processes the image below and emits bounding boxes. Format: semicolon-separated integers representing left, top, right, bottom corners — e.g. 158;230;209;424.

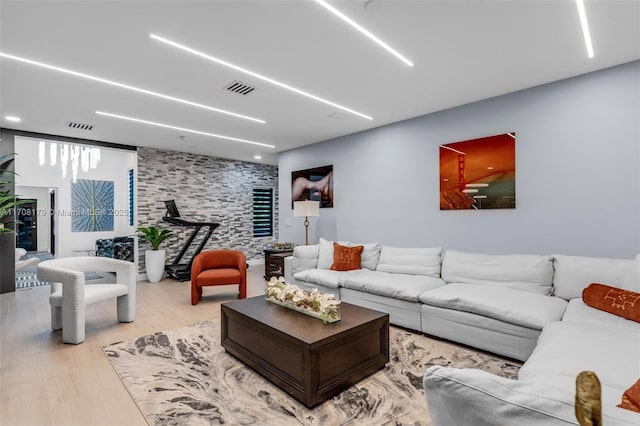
224;80;256;95
66;121;94;131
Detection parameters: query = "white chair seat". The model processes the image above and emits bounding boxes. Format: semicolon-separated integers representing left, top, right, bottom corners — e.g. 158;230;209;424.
50;284;129;307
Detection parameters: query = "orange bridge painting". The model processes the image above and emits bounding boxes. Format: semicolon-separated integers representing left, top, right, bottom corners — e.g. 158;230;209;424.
439;133;516;210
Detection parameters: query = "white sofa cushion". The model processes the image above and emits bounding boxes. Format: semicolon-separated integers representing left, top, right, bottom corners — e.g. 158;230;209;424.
519;321;640;391
317;238;354;269
521;372;640;424
424;366;640;426
552;254;634;300
375;246;442;277
291;244;319;274
316;238;380;270
442;250;554;295
317;238;336;269
359;242;381;270
50;283;129;307
562;298;640;333
293;269;344;289
341;270;445;302
419;284;567;330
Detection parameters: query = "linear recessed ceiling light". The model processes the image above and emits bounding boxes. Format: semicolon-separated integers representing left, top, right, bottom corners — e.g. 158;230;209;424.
312;0;414;67
576;0;594;58
150;34;372;120
95;111;275;148
0;52;265;124
5;115;21;122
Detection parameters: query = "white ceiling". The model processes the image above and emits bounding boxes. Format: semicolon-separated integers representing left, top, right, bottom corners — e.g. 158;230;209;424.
1;0;639;165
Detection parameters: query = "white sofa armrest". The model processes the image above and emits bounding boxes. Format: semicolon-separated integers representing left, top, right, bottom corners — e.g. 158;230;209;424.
284;256;294;283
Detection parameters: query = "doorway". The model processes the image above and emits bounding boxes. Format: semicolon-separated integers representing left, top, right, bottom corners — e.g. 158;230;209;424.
16;199;37;251
50;189;56;256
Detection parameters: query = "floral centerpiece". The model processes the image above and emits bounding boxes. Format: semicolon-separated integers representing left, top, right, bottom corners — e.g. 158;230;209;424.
265;277;341;323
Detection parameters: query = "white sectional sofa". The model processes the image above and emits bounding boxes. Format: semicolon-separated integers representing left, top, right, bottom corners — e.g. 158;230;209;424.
286;239;446;331
285;239;640;425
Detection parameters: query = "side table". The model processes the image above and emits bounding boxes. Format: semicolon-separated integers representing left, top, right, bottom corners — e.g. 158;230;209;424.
264;249;293;280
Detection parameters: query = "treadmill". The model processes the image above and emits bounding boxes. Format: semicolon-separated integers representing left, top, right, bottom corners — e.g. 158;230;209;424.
162;200;220;281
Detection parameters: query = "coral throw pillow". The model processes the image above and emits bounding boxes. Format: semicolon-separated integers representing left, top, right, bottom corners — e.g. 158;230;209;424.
582;283;640;323
330;243;364;271
618;379;640;413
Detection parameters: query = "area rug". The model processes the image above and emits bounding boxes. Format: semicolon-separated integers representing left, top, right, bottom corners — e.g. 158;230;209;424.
103;319;520;425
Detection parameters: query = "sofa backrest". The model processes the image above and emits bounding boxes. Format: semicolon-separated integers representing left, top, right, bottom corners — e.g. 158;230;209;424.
442;250;554;295
375;246;442;277
316;238;382;270
292;244;319;274
552;254;635;300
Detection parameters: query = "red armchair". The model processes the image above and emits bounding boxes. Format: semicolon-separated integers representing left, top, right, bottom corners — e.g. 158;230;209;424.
191;250;247;305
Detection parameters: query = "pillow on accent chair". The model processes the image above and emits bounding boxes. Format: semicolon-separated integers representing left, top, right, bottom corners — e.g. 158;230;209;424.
582;283;640;323
330;243;363;271
618;379;640;413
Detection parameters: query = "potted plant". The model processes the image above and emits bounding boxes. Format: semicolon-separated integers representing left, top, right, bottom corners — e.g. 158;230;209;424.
0;154;27;234
137;226;173;283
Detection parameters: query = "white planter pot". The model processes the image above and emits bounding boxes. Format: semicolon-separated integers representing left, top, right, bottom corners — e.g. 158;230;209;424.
145;249;166;283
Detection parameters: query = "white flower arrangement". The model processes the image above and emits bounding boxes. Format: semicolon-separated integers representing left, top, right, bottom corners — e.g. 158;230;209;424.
265;276;341;323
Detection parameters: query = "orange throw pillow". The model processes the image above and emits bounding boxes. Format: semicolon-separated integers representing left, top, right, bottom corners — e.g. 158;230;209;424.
618;379;640;413
582;283;640;323
330;243;363;271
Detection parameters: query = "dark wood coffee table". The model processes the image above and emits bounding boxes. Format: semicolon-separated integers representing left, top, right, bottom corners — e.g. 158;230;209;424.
221;296;390;408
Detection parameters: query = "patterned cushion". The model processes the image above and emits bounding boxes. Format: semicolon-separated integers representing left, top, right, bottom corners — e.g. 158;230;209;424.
96;237;134;262
113;242;134;262
619;379;640;413
96;239;114;258
582;283;640;323
330;243;363;271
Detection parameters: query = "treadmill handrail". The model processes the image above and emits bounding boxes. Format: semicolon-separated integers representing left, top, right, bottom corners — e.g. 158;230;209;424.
163;216;220;227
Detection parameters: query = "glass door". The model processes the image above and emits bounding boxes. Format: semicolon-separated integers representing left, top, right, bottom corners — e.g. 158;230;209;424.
16;199;37;251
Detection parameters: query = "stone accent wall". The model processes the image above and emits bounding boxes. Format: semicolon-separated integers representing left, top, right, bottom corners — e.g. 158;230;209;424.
137;148;278;273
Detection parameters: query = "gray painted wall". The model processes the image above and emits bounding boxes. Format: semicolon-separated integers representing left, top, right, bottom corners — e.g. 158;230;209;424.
278;61;640;258
137;148;278;272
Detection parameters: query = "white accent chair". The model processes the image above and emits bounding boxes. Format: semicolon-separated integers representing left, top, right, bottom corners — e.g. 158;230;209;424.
37;257;136;344
15;248;40;270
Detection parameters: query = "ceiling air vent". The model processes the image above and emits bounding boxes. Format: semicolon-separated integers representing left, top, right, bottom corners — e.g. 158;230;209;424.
223;80;256;95
66;121;94;131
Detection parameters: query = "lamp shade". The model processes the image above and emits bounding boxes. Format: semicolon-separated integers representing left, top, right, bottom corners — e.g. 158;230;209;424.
293;200;320;217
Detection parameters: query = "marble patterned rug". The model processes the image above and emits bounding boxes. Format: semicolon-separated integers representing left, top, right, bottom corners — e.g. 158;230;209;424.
103;319;520;426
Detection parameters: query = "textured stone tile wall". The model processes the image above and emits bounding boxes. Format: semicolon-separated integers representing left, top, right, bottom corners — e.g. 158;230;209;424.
137;148;278;273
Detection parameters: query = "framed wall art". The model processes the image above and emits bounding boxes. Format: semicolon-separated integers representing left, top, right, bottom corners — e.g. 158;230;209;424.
71;179;115;231
440;133;516;210
291;165;333;208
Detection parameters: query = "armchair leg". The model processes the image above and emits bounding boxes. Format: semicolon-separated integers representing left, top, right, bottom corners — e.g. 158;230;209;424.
191;285;202;305
117;294;135;323
62;304;85;344
51;306;62;331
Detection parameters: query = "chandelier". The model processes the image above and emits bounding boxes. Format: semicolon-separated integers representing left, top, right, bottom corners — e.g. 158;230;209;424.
38;141;101;182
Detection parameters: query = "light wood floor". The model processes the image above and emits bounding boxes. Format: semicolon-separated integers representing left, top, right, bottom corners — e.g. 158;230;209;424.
0;265;268;426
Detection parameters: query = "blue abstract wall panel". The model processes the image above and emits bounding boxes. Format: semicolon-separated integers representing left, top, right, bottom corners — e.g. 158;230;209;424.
71;179;114;232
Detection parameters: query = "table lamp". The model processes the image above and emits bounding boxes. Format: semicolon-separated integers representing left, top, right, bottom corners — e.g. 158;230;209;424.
293;200;320;245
